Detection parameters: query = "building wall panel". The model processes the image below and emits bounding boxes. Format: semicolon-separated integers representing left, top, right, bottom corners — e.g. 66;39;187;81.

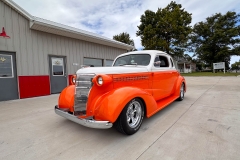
1;1;127;100
42;32;48;74
0;1;6;51
5;4;13;52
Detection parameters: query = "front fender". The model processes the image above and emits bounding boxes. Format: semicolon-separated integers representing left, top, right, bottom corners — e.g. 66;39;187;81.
58;85;75;112
94;87;157;123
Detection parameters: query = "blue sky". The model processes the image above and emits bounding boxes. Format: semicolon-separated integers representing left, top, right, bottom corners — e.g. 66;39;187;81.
12;0;240;64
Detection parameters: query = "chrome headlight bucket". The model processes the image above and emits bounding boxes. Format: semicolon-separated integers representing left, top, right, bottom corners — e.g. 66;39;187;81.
97;76;103;86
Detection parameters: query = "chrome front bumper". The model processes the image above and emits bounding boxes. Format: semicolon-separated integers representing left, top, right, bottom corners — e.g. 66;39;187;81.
55;106;113;129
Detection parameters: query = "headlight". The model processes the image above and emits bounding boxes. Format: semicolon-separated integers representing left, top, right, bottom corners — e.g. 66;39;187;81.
97;76;103;85
93;74;112;87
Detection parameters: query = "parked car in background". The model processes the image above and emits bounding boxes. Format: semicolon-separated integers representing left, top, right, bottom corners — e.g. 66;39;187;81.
55;50;186;135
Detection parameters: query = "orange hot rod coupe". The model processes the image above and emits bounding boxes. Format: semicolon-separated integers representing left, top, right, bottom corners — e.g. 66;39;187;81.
55;50;186;135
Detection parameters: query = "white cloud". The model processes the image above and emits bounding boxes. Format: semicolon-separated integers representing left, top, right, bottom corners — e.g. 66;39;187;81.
12;0;240;64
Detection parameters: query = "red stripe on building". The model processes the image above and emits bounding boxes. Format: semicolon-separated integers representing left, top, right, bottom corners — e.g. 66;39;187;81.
19;76;50;99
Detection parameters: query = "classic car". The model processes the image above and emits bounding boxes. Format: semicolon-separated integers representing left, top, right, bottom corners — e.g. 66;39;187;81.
55;50;186;135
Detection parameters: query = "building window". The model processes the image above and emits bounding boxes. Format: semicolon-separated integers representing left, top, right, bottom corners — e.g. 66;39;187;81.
52;58;64;76
0;54;13;78
105;59;114;66
84;58;103;67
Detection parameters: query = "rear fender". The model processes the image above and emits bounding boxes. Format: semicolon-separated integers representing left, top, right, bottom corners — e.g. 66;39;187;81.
174;76;186;96
94;87;157;123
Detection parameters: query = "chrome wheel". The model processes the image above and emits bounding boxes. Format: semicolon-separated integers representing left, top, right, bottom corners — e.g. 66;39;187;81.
114;98;144;135
126;100;142;128
180;84;184;98
177;83;185;101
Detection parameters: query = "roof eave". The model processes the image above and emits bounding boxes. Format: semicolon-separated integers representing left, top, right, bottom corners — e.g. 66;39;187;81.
3;0;134;50
30;20;134;50
3;0;33;20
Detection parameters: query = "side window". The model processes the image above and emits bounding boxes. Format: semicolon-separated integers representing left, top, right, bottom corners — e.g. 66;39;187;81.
159;56;169;67
154;56;160;67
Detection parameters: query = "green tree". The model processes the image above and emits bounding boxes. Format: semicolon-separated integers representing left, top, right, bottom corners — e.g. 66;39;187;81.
190;11;240;69
231;60;240;72
136;1;192;56
113;32;135;49
183;54;192;61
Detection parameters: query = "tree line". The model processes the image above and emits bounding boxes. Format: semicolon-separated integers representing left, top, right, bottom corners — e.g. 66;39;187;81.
113;1;240;69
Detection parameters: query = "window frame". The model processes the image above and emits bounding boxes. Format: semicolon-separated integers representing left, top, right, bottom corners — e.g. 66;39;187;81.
0;54;14;78
51;57;64;76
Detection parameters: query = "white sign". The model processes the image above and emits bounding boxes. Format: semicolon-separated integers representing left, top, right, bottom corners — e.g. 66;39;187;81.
213;62;225;73
213;62;225;69
52;58;63;66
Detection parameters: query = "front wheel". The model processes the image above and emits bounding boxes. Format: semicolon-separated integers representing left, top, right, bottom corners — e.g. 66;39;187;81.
114;98;144;135
177;83;185;101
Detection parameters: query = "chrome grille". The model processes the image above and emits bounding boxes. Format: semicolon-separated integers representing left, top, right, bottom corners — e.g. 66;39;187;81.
74;74;95;115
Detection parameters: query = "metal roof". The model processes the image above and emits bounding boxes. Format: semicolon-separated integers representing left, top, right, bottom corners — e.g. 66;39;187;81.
2;0;135;50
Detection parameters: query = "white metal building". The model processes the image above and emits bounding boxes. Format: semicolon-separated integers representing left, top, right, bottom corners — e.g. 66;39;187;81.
0;0;134;101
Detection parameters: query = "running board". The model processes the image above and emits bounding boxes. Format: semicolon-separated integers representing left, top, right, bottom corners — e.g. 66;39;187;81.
148;95;179;117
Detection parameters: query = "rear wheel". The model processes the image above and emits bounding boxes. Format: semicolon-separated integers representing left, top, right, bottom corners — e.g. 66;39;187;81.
114;98;144;135
177;83;185;101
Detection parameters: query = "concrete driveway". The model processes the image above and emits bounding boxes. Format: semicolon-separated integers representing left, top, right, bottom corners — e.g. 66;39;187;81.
0;77;240;160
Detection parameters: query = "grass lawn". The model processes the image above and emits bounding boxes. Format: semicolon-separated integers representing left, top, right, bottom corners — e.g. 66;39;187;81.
181;72;240;76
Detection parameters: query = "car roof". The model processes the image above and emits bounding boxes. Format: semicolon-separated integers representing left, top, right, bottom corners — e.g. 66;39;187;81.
119;50;169;57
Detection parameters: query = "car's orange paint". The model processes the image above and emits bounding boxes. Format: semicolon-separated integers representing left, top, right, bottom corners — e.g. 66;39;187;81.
93;86;156;123
152;70;178;100
58;71;186;123
58;85;75;112
85;77;113;116
148;94;179;117
112;73;151;90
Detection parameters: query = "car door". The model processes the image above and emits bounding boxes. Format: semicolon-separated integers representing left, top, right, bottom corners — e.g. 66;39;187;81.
169;57;179;93
151;55;173;101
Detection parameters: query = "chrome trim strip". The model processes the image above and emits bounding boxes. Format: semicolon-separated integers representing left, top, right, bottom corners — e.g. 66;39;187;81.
74;74;95;114
76;86;90;89
55;106;112;129
77;81;92;83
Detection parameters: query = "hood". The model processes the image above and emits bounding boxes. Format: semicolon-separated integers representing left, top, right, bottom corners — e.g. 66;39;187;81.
76;66;149;75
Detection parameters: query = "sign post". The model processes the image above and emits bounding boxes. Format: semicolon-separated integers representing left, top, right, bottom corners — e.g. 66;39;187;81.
213;62;225;74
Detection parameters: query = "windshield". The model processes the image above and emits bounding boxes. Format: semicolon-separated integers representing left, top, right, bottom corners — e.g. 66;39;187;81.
113;54;151;66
